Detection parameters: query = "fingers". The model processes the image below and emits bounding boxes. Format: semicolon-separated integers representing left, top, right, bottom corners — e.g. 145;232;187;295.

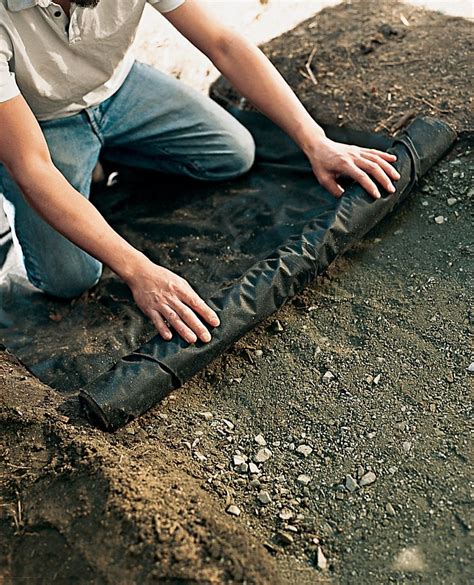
362;148;397;163
360;151;401;182
182;286;220;328
160;303;199;345
150;310;173;341
318;173;345;198
345;164;382;199
169;299;212;344
356;157;397;195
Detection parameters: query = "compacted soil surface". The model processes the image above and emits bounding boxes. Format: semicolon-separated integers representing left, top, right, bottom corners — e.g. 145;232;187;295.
1;1;472;583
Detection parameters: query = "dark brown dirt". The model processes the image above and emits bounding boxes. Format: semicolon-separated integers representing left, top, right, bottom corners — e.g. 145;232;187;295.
1;1;473;584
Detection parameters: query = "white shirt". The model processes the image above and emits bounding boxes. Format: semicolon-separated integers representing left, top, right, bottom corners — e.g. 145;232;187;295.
0;0;185;120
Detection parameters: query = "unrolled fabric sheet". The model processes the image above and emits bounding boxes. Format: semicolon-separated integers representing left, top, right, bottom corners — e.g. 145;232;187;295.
0;108;456;429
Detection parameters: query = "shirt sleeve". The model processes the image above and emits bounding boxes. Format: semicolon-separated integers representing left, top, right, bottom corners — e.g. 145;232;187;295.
148;0;186;14
0;27;20;104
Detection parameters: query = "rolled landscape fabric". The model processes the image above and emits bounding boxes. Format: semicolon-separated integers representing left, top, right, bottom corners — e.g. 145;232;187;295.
80;112;456;430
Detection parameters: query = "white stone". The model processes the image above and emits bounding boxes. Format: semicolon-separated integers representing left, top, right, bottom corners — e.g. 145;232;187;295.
297;474;311;486
226;505;241;516
359;471;377;486
296;444;313;458
254;434;267;446
254;447;272;463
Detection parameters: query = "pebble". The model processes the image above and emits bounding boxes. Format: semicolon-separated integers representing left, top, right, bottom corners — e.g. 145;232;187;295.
249;462;261;475
322;370;334;382
270;320;284;333
233;454;247;467
226;505;241;516
258;490;272;504
434;215;446;224
199;411;213;420
222;419;235;430
386;503;396;516
373;373;381;385
254;447;272;463
447;197;458;206
297;474;311;486
236;462;249;474
317;546;328;571
279;508;294;521
254;434;267;446
276;531;294;545
296;445;313;458
255;349;263;357
359;471;377;486
402;441;412;453
345;474;359;492
468;362;474;373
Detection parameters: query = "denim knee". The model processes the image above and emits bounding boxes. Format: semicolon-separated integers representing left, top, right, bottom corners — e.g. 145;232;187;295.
224;126;256;178
30;258;103;299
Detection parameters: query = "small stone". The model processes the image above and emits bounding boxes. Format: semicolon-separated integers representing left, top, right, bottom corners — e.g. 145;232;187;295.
434;215;446;224
249;478;261;488
236;462;249;474
392;546;426;572
279;508;294;521
226;505;241;516
446;371;455;383
258;490;272;504
345;474;359;492
402;441;412;453
297;474;311;486
359;471;377;486
222;418;235;430
468;362;474;373
233;454;247;467
249;462;261;475
389;466;398;475
254;434;267;446
194;451;207;462
276;530;294;545
199;411;213;420
386;503;396;516
254;447;272;463
255;349;263;357
322;370;334;383
296;445;313;458
447;197;458;206
373;373;381;385
270;320;284;333
317;546;328;571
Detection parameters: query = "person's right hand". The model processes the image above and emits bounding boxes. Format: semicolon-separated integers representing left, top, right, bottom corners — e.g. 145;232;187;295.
126;260;220;344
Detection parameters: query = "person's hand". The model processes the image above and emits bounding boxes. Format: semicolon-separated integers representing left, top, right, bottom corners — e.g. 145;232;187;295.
306;137;401;199
127;260;220;344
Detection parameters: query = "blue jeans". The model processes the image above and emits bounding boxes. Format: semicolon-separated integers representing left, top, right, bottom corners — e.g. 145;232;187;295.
0;62;255;298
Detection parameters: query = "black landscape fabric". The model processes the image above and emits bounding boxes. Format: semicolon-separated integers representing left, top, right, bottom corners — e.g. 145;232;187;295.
0;108;456;430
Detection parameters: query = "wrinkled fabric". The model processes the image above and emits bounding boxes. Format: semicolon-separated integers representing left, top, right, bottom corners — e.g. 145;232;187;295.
0;109;456;429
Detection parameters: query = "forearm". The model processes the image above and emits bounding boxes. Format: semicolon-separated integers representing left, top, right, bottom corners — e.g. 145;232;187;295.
212;32;326;154
12;161;150;284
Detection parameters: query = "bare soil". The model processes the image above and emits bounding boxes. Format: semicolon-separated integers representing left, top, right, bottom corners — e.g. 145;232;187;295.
1;1;473;583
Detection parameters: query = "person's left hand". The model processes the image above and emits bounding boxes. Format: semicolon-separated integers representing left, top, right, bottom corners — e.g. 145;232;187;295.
306;137;401;200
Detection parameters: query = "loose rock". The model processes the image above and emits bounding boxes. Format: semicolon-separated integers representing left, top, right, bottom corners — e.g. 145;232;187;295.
258;490;272;504
322;371;334;383
227;505;241;516
297;474;311;486
434;215;446;224
360;471;377;486
254;447;272;463
254;434;267;446
345;474;359;492
317;546;328;570
296;445;313;458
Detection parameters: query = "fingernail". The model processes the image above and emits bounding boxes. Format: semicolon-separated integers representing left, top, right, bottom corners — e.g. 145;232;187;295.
389;185;396;193
188;335;197;344
374;191;381;199
202;332;211;343
212;317;220;327
164;332;172;340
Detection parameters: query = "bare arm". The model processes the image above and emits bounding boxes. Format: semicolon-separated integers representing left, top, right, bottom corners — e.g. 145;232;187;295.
165;0;400;199
0;96;219;343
